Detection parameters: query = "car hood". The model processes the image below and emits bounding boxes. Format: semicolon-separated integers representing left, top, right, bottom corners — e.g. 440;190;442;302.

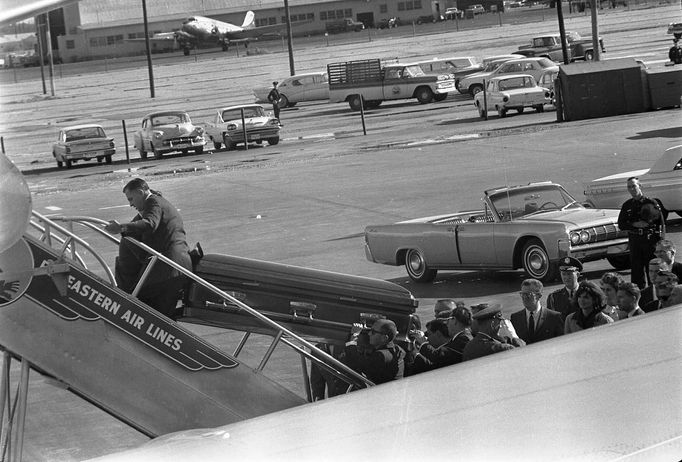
519;208;619;227
590;168;649;183
155;123;201;136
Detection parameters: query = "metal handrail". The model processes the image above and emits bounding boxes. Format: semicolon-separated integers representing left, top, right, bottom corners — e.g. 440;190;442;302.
26;213;374;392
29;212;117;285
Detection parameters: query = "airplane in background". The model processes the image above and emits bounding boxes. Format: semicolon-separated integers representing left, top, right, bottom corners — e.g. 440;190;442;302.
145;11;288;56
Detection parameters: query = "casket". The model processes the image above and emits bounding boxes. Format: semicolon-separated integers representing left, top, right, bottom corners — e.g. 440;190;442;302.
184;254;418;344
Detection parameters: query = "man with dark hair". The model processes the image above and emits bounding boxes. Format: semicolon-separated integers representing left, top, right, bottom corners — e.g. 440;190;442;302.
617;282;645;318
642;271;679;312
547;257;582;321
410;319;453;375
639;258;669;307
462;304;525;361
654;239;682;281
511;279;564;344
105;178;192;318
618;177;664;288
344;319;405;385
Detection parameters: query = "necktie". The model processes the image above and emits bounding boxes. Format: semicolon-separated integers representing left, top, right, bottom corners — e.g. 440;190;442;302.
528;312;535;339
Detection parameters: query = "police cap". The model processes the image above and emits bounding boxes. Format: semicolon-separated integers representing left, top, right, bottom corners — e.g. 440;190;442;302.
559;257;583;273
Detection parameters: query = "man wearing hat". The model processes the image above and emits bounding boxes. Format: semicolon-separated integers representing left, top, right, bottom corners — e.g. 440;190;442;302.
344;319;406;385
547;257;582;321
510;279;564;344
462;304;525;361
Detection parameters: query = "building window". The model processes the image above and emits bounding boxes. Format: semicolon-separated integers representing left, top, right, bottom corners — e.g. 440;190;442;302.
269;16;278;24
406;1;413;10
320;11;327;20
336;9;344;18
344;9;352;17
414;0;422;8
398;2;405;11
307;13;314;20
380;4;388;13
66;40;75;49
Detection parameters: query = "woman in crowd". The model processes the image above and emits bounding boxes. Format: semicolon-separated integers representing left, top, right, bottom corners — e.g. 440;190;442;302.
564;281;615;334
599;272;627;321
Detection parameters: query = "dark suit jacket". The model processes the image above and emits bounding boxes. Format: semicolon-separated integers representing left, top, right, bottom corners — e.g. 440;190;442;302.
412;330;473;374
546;287;577;321
639;285;655;307
511;307;564;344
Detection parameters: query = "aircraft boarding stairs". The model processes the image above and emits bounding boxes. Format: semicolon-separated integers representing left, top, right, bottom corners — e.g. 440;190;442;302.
0;212;417;461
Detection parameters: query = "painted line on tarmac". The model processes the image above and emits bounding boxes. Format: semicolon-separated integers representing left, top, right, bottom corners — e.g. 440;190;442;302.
400;133;481;147
282;133;335;141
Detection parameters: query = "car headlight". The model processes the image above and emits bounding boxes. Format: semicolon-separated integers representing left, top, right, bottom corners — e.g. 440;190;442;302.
226;123;238;130
268;119;279;126
570;232;581;245
109;141;115;148
580;230;591;243
153;131;164;139
502;95;509;103
195;126;204;134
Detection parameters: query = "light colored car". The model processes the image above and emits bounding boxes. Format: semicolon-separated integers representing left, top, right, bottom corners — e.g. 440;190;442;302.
466;4;486;15
458;57;558;96
415;56;483;86
444;7;464;19
253;73;329;108
52;124;115;168
204;104;280;151
537;68;558;103
474;74;551;118
133;111;205;159
364;182;629;282
583;145;682;218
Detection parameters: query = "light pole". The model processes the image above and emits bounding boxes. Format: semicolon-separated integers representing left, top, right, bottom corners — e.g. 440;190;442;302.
141;0;155;98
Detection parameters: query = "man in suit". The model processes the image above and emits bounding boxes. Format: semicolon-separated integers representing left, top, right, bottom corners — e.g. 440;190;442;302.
511;279;564;344
547;257;582;321
639;258;669;307
654;239;682;281
411;306;473;373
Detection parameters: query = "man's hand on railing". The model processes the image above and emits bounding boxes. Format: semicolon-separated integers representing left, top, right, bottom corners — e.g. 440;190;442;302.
104;220;123;234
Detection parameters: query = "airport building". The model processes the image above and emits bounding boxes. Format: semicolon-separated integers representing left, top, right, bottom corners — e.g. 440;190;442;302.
48;0;464;62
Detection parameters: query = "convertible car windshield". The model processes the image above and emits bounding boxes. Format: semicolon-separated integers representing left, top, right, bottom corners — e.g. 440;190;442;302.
222;107;265;121
489;184;579;221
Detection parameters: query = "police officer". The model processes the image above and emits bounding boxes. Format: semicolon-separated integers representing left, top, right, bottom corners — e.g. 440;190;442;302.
344;319;405;384
267;81;281;121
547;257;582;321
617;177;664;288
462;304;525;361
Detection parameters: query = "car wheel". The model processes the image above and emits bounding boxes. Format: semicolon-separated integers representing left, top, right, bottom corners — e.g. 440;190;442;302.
267;137;279;146
469;84;483;97
498;107;507;118
194;146;203;154
404;248;437;283
56;160;63;168
521;239;557;282
278;94;289;108
516;107;525;114
606;255;631;270
535;104;544;112
477;103;486;119
181;149;189;155
65;159;72;169
96;157;103;163
151;144;162;159
433;93;447;102
213;139;222;150
139;149;148;159
223;136;236;151
348;94;363;111
415;87;434;104
105;156;112;164
584;50;594;61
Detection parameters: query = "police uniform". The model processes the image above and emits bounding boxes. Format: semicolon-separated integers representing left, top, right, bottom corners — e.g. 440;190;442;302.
618;196;663;288
546;257;582;321
461;304;517;361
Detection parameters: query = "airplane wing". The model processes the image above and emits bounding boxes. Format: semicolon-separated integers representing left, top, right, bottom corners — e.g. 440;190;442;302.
0;0;78;26
88;305;682;461
226;23;288;41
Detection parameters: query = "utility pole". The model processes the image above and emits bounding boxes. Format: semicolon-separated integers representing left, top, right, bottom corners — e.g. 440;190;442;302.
283;0;295;75
141;0;156;98
590;0;601;60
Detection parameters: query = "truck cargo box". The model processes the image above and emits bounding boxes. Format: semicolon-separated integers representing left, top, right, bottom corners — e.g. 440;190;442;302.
185;254;418;344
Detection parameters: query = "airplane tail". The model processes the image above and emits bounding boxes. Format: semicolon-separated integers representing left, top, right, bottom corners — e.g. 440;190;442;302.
241;10;255;29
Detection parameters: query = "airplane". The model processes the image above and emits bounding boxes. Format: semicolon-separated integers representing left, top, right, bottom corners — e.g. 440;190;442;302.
145;11;288;56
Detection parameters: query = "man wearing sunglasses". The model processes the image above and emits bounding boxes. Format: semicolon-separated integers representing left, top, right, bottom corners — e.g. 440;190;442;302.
345;319;406;385
510;279;564;344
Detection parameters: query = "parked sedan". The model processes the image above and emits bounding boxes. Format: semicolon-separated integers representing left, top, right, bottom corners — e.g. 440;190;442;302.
253;73;329;108
204;104;280;150
473;74;551;118
458;57;557;96
584;145;682;218
133;111;205;159
364;182;629;282
52;124;115;168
